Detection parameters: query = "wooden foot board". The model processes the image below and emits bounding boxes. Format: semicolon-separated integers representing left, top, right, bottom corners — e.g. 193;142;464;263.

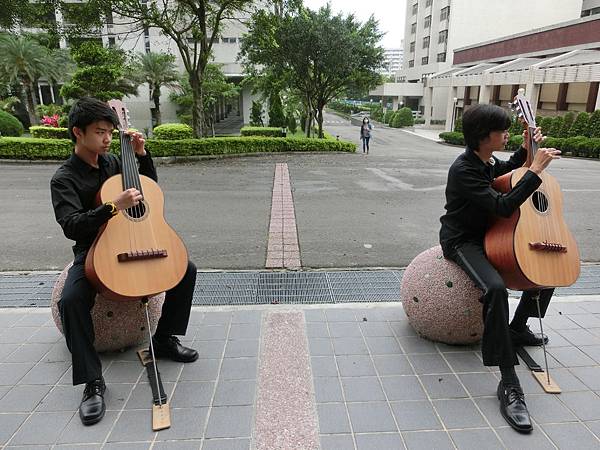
137;348;171;429
516;346;561;394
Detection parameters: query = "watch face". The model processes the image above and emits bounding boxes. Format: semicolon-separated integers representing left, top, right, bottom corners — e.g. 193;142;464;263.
488;157;496;166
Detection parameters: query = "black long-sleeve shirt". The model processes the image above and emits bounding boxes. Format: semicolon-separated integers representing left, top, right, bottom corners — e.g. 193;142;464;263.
439;146;542;255
51;151;157;257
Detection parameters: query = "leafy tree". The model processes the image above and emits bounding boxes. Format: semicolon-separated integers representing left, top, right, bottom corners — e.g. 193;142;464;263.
549;116;564;137
569;112;590;137
250;100;264;126
60;42;136;101
560;111;575;138
131;52;180;127
539;116;553;137
241;5;384;138
589;110;600;138
0;1;59;33
396;107;414;127
268;92;286;127
0;109;24;136
286;113;297;134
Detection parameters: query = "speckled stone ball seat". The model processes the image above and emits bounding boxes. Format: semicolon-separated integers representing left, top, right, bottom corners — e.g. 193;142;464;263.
401;246;484;345
51;262;165;352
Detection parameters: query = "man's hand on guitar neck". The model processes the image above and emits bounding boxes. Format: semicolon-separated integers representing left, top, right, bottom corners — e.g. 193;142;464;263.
113;188;143;211
125;130;146;156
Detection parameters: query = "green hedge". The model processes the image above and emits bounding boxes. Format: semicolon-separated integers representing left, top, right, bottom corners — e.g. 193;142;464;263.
240;126;284;137
30;126;70;139
0;110;24;137
152;123;193;140
438;132;465;146
0;136;356;160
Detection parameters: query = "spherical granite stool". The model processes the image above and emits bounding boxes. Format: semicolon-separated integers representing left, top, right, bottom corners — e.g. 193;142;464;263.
401;246;484;345
51;262;165;352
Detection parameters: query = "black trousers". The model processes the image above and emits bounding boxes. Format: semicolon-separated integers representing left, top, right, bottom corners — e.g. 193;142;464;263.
445;241;553;367
59;252;197;385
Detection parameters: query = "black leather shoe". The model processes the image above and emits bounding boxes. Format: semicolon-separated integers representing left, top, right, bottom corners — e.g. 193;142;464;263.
152;335;198;363
79;378;106;426
497;381;532;433
510;326;549;347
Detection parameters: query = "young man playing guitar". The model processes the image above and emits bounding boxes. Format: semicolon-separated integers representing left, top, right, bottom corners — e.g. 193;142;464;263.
51;97;198;426
439;104;561;433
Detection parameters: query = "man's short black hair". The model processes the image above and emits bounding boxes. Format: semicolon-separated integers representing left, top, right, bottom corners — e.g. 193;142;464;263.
68;97;119;143
462;104;511;150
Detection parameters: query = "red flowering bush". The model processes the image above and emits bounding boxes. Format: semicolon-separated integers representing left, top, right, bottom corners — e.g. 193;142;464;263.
41;114;60;127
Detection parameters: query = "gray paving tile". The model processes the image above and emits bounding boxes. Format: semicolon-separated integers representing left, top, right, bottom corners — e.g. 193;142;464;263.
107;410;154;442
580;345;600;364
0;363;35;385
548;346;597;367
0;385;52;412
18;361;71;385
224;340;259;358
317;403;351;434
474;397;510;428
36;385;80;412
420;374;469;399
364;337;402;355
220;358;257;380
355;433;403;450
319;434;354;450
381;375;427;401
0;343;19;362
542;422;600;450
103;442;151;449
194;325;228;341
390;400;443;431
347;402;397;433
585;420;600;438
230;310;262;324
329;322;362;338
304;309;326;322
389;320;418;337
180;358;220;381
372;355;414;376
308;338;334;356
43;343;72;363
545;368;589;392
408;354;451;375
102;361;144;383
570;366;600;390
26;327;62;344
15;313;52;327
124;382;175;409
443;352;485;373
359;322;394;337
55;444;103;449
314;377;344;403
332;338;369;355
228;323;261;340
306;322;329;338
341;377;386;402
526;394;578;423
170;381;215;408
310;356;338;377
0;413;28;446
449;429;504;450
336;355;376;377
204;406;253;438
154;407;209;440
201;438;250;450
401;430;454;450
457;372;499;397
213;380;255;406
558;328;600;346
103;383;136;411
325;309;358;322
433;398;487;429
396;336;437;354
194;340;227;359
9;411;74;445
57;410;118;444
203;312;232;325
560;391;600;421
153;440;202;450
495;426;554;449
568;314;600;328
0;327;39;344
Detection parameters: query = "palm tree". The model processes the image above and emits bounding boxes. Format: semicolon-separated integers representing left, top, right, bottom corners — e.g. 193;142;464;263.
132;52;180;127
0;35;48;125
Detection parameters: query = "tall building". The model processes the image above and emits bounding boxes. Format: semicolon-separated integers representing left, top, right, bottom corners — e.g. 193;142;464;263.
370;0;585;117
379;48;404;78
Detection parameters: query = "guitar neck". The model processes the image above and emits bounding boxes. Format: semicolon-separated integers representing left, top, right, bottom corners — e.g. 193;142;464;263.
119;131;144;194
524;126;538;168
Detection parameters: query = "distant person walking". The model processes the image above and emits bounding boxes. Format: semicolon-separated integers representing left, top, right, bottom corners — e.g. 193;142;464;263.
360;117;373;154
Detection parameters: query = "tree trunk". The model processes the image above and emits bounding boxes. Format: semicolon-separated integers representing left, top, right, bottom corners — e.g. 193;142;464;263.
152;86;162;126
189;71;204;138
316;106;324;138
23;81;38;126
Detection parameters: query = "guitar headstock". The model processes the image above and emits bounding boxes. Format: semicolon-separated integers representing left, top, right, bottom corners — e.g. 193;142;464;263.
511;88;536;129
107;99;130;130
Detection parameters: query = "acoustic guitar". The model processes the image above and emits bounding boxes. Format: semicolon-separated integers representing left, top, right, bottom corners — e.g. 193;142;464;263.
484;90;580;290
85;99;188;300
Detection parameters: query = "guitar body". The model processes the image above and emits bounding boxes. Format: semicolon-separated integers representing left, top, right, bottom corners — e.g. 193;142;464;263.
484;167;580;290
85;174;188;301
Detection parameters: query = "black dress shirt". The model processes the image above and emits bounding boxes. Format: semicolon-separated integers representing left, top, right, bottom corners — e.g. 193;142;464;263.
51;151;157;257
439;146;542;255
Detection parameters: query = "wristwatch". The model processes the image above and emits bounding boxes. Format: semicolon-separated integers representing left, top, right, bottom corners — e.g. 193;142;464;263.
105;201;118;217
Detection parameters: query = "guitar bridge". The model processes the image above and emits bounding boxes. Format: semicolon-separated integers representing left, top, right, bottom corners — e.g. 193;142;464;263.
117;249;168;262
529;242;567;253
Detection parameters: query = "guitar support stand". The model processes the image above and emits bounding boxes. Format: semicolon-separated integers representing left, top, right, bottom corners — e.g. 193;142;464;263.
137;296;171;430
516;293;561;394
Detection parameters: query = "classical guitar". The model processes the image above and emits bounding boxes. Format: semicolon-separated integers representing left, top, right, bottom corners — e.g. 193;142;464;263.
85;99;188;300
484;89;580;290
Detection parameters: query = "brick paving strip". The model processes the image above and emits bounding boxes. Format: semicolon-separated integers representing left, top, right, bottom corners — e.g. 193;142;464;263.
253;311;319;449
266;163;301;269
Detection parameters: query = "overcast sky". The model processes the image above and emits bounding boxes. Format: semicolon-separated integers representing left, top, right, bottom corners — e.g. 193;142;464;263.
302;0;406;49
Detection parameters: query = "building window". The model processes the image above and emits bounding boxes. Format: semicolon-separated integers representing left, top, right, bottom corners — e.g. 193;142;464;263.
399;76;406;82
437;52;446;62
412;3;418;15
425;0;432;6
422;56;429;65
424;15;431;28
438;29;448;44
409;41;415;52
408;60;414;68
108;37;116;47
422;36;430;48
440;6;450;21
221;37;237;43
411;22;416;34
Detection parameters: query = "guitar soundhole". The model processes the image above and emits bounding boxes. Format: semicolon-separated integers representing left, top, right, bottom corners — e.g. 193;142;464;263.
124;200;148;221
531;191;549;213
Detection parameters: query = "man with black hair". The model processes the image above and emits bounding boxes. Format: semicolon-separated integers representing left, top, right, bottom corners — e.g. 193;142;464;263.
51;97;198;426
439;103;561;433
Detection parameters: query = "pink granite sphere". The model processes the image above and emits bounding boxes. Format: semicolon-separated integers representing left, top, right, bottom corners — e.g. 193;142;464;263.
401;246;484;345
51;262;165;352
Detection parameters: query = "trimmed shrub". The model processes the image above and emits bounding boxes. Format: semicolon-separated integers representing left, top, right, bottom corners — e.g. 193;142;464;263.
240;126;284;137
153;123;193;140
390;111;402;128
268;93;286;128
396;107;414;127
549;116;564;137
506;135;524;151
30;126;69;139
383;110;395;125
439;132;465;146
571;112;590;138
562;136;589;157
286;114;297;134
0;110;24;137
560;112;575;138
589;110;600;138
539;116;553;136
509;116;523;136
453;117;462;133
0;137;73;159
250;100;264;126
370;106;383;122
414;118;425;124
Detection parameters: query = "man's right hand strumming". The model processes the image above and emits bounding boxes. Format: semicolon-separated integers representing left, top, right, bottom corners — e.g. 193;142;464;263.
113;188;143;210
529;148;561;175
